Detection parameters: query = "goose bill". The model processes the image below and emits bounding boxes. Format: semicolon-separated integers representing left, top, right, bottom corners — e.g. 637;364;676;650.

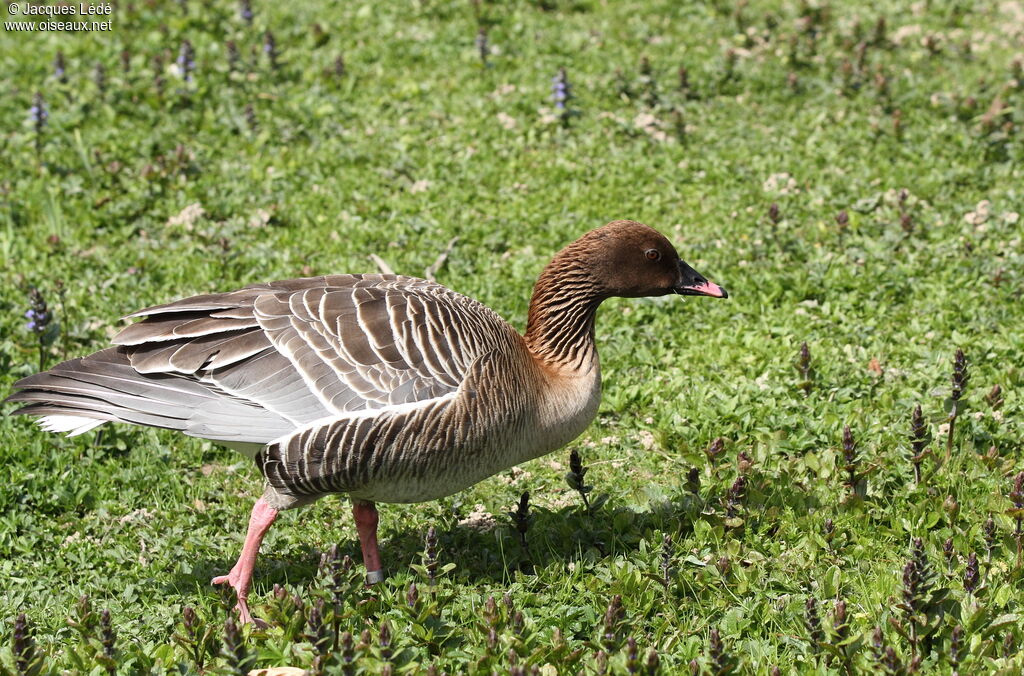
675;280;728;298
674;260;728;298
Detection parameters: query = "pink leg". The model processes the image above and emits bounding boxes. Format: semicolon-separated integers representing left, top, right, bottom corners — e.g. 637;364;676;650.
212;497;278;626
352;500;383;585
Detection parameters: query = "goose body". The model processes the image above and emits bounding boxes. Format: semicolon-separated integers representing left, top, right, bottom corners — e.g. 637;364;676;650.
6;220;726;624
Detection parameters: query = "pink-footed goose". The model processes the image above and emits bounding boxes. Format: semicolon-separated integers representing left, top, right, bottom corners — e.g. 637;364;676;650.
6;220;727;625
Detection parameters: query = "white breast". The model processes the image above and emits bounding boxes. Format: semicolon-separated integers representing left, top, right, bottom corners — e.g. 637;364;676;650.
527;360;602;461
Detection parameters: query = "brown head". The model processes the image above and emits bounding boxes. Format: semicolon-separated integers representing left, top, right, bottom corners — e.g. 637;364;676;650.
525;220;727;365
555;219;728;300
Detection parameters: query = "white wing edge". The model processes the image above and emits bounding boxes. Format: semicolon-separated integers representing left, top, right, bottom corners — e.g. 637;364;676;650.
267;390;460;446
38;415;106;437
36;386;461;454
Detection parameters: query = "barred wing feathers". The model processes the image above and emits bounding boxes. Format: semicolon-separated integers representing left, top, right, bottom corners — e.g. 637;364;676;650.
7;275;513;450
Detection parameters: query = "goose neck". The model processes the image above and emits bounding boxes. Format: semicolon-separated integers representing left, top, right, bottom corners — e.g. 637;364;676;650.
523;257;603;371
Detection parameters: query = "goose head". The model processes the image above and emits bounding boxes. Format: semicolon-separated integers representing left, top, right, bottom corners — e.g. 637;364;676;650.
579;220;728;300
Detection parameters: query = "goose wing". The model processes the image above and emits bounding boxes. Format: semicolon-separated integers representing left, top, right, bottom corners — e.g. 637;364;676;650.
8;274;510;446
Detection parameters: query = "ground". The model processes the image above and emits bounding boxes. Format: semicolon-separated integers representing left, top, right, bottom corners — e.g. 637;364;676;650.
1;0;1023;673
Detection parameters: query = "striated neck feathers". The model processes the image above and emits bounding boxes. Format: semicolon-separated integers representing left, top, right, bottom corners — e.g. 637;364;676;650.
523;242;605;371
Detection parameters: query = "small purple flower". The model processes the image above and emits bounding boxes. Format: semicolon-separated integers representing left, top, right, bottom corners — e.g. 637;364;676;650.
29;92;47;154
551;67;571;110
963;552;979;593
54;51;67;83
25;309;44;332
263;30;278;69
239;0;253;25
25;308;49;333
29;92;48;129
178;40;195;82
25;287;52;337
475;28;489;64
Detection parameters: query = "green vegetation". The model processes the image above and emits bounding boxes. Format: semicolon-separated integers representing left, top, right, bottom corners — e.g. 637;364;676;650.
2;0;1023;672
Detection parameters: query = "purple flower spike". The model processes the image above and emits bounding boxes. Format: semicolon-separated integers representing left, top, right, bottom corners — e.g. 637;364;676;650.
30;92;48;154
239;0;253;25
178;40;196;82
263;31;279;70
29;93;48;128
551;67;571;110
54;51;67;83
475;28;489;64
24;287;55;364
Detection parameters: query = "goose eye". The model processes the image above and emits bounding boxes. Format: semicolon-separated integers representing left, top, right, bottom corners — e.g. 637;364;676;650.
645;249;661;261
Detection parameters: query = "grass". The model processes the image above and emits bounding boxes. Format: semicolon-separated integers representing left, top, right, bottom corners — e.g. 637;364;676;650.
1;0;1023;672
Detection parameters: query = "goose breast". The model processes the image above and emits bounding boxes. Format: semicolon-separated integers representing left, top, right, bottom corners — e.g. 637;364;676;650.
259;321;602;504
